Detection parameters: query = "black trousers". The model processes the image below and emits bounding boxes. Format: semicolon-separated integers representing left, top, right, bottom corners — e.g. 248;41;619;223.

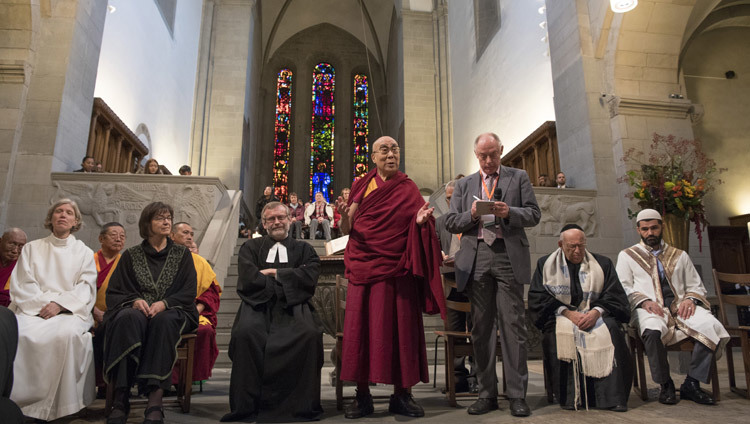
641;329;714;384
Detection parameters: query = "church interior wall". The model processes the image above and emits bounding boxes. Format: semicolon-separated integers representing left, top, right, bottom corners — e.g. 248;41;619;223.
447;0;555;177
93;0;203;174
682;26;750;223
0;0;107;237
385;6;404;158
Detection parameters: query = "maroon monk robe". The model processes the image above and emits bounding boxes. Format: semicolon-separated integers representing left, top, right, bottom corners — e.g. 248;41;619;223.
173;281;221;383
341;169;445;388
0;260;16;307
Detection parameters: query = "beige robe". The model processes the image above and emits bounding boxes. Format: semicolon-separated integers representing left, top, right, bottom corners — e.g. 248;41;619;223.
9;234;97;421
616;242;729;352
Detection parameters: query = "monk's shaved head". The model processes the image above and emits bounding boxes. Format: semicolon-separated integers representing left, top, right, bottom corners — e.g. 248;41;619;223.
372;136;397;152
0;227;27;265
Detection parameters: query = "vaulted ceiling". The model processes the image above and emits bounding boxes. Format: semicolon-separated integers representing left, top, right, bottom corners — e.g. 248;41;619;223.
258;0;398;67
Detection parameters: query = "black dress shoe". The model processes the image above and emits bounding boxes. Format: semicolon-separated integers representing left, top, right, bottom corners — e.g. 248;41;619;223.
388;393;424;417
467;398;498;415
680;379;715;405
610;404;628;412
344;391;374;419
659;379;678;405
509;398;531;417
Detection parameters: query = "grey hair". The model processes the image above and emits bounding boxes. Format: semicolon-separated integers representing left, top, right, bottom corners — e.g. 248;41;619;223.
473;132;502;150
44;199;83;233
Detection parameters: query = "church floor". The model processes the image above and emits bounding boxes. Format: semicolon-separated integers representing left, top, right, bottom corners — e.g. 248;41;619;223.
48;359;750;423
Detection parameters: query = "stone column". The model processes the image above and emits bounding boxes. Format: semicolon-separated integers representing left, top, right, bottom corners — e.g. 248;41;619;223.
189;0;253;191
0;0;107;235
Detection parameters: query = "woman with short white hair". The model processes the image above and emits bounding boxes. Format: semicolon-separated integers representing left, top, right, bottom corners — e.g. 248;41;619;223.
9;198;97;421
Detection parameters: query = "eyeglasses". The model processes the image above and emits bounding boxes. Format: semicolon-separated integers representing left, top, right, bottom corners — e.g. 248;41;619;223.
153;216;173;222
263;215;289;223
377;145;400;155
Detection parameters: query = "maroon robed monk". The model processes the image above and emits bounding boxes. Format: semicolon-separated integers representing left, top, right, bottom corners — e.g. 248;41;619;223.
335;136;445;419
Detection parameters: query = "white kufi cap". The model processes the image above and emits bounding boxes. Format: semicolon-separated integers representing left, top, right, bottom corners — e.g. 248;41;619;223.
636;208;662;223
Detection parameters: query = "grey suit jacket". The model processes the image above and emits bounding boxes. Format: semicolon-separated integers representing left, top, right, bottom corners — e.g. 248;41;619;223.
445;167;540;291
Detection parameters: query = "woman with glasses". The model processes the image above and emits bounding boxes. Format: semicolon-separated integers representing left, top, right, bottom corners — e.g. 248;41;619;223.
102;202;198;424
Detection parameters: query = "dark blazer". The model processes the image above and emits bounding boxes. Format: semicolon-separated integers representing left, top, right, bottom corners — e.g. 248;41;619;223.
445;167;540;291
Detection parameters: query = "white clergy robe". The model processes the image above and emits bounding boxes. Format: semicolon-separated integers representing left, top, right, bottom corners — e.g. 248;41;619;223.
616;242;729;352
8;234;97;421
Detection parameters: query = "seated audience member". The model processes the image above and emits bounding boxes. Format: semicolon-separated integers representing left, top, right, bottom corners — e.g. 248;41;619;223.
171;222;222;384
616;209;729;405
239;223;249;238
304;191;333;241
9;199;97;421
179;165;192;176
141;158;163;175
103;202;198;424
92;222;126;396
0;229;27;308
95;161;104;173
287;192;305;239
255;186;278;235
529;224;632;411
222;202;323;422
0;307;23;423
556;172;567;188
537;174;551;187
332;188;350;233
74;155;96;173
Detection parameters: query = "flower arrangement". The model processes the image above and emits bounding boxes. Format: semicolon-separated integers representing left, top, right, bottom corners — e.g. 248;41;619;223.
620;133;725;249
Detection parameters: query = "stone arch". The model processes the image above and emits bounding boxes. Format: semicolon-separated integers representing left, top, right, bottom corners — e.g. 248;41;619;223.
253;23;386;203
135;123;152;164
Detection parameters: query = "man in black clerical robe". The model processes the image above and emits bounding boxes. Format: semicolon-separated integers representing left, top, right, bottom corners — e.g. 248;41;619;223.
222;202;323;422
529;224;632;412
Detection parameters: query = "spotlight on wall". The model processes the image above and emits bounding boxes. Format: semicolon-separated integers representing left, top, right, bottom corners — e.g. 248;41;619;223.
541;35;548;43
668;93;684;99
538;6;546;15
726;70;736;79
610;0;638;13
107;5;116;14
539;21;547;29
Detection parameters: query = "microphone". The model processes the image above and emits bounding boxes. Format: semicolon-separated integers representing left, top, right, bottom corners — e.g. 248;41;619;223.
493;187;503;201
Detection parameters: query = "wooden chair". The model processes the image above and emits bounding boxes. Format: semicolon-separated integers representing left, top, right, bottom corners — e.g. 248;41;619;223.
434;274;508;407
628;326;720;401
712;269;750;398
105;333;197;415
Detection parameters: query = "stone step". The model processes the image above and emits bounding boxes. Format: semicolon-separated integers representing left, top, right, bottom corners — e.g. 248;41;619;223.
227;264;237;276
223;275;237;289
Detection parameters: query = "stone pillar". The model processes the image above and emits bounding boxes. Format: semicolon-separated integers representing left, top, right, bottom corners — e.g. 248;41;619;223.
0;0;107;235
546;0;624;248
190;0;252;191
401;7;440;192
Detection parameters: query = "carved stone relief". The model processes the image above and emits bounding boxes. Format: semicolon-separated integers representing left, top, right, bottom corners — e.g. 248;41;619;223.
534;193;597;236
51;180;218;237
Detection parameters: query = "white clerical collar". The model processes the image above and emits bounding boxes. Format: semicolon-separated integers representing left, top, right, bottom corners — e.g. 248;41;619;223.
266;242;288;263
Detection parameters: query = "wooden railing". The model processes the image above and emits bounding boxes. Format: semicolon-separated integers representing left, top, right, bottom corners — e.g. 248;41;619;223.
501;121;559;185
86;97;148;173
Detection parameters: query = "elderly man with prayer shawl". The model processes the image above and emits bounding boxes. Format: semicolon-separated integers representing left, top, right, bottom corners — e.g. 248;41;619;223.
222;202;323;422
529;224;631;412
170;222;222;384
335;136;445;419
616;209;729;405
0;228;26;308
9;199;97;421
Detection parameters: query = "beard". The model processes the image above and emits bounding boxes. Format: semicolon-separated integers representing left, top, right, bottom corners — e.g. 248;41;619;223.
267;225;289;241
641;234;662;248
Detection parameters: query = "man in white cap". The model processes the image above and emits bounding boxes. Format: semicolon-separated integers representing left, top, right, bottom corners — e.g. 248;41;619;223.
615;209;729;405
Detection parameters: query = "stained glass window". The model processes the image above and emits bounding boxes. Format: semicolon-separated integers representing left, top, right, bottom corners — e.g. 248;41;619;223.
310;63;335;202
273;68;293;203
352;74;369;181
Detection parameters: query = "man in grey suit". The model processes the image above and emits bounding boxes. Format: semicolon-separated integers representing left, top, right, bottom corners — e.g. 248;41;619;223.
445;132;540;417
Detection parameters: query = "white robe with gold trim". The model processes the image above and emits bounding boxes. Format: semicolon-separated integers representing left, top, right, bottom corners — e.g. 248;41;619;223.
616;242;729;352
8;234;97;421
